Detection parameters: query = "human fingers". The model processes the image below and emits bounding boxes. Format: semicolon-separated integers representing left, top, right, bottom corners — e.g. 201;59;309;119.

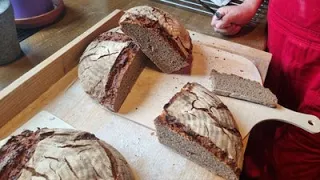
214;24;241;36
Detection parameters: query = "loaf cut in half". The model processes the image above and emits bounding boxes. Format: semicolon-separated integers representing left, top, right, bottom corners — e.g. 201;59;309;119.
78;30;146;112
154;82;243;180
119;6;193;73
211;69;278;108
0;128;133;180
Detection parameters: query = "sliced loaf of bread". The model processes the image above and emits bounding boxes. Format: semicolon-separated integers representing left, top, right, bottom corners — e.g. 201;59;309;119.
210;69;278;108
119;6;193;74
78;30;147;112
154;82;243;180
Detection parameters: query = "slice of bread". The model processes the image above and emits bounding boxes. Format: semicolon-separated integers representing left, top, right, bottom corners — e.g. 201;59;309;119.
154;82;243;180
119;6;193;74
211;69;278;108
78;30;147;112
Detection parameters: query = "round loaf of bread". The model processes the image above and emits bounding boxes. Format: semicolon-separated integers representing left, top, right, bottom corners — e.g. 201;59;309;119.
78;30;146;112
119;6;193;74
0;128;133;180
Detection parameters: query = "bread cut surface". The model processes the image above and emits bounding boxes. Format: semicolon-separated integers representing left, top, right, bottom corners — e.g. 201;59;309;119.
211;69;278;108
78;30;146;112
154;82;243;180
0;128;133;180
119;6;193;73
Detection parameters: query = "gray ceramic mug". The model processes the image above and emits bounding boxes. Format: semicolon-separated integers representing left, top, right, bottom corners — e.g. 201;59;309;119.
0;0;21;65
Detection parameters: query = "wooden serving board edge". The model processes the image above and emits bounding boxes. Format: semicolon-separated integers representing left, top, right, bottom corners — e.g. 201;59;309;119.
0;9;271;130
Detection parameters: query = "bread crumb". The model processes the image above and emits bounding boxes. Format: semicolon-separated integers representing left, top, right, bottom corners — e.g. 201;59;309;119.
135;107;138;110
240;70;244;72
223;58;226;60
151;132;155;136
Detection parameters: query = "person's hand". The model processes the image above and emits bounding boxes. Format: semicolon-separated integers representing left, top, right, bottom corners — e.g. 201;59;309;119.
211;4;257;36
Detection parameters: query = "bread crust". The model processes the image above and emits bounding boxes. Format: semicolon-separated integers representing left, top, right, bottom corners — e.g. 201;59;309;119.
0;128;133;180
154;83;243;179
119;6;193;73
120;6;192;55
78;31;145;112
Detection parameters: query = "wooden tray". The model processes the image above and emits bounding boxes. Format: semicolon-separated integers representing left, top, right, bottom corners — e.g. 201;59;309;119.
0;9;319;179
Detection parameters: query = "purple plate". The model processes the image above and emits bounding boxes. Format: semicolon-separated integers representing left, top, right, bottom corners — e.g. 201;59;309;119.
10;0;54;19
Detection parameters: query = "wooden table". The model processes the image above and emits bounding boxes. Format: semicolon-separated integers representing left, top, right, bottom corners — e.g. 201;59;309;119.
0;0;267;91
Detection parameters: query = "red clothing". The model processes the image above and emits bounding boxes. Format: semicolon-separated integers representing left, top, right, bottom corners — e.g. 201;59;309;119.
242;0;320;179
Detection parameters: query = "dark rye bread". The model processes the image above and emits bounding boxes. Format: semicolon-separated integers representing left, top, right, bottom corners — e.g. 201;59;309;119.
0;128;133;180
211;69;278;108
78;30;147;112
154;82;243;180
119;6;193;74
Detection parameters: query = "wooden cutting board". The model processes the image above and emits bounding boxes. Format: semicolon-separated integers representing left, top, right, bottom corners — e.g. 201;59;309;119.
116;33;320;137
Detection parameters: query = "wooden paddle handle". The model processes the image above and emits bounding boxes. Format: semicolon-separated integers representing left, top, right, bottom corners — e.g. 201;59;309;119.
255;105;320;134
242;106;320;150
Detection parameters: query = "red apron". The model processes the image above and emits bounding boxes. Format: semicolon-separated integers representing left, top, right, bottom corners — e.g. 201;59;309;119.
242;0;320;179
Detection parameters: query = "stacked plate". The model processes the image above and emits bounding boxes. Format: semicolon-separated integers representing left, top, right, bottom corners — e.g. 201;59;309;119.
10;0;65;29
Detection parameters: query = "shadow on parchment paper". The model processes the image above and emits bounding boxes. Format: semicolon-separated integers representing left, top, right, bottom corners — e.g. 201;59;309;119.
118;60;162;114
189;43;207;76
118;43;207;113
139;40;208;76
142;54;193;76
143;58;162;73
130;166;141;180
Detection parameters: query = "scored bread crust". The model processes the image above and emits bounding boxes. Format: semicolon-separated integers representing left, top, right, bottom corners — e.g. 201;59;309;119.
0;128;133;180
98;140;134;180
119;6;193;73
154;82;243;180
78;31;145;112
